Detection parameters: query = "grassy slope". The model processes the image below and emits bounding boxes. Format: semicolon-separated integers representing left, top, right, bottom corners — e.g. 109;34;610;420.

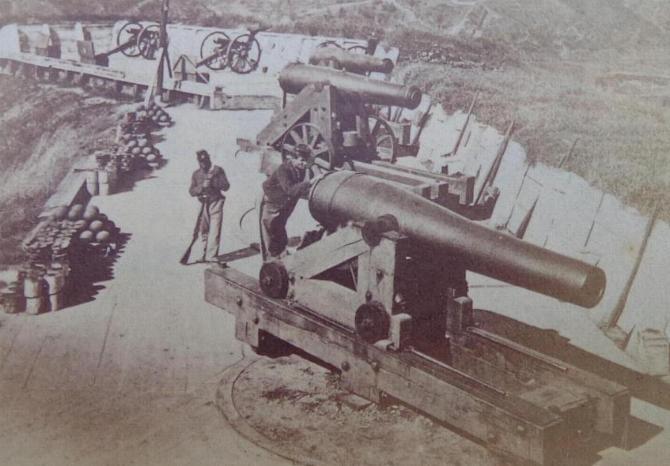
0;77;118;265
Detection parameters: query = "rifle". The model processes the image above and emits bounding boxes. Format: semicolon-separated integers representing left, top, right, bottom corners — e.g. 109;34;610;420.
179;201;205;265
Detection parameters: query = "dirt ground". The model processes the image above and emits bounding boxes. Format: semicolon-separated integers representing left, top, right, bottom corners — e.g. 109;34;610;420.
226;355;496;466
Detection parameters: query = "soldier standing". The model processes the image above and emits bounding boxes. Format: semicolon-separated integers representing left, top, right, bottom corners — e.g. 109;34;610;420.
187;150;230;263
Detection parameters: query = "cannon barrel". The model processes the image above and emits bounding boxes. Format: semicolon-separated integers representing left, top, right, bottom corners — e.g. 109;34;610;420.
309;171;606;308
279;64;422;109
308;47;394;74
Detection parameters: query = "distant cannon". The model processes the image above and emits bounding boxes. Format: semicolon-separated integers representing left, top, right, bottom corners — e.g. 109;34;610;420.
257;64;422;168
197;25;270;73
309;47;394;75
81;22;161;66
278;63;420;108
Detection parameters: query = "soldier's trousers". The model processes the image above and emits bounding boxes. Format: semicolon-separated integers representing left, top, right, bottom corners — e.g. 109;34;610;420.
260;198;297;259
199;198;224;261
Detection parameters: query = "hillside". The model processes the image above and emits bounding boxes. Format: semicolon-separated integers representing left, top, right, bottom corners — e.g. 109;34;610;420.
0;77;119;265
3;0;669;58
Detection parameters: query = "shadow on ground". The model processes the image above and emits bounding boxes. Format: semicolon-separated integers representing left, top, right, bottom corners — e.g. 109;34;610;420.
63;231;131;308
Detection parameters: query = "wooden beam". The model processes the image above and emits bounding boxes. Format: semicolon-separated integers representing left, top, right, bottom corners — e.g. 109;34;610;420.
474;120;514;205
204;266;629;464
450;91;478;157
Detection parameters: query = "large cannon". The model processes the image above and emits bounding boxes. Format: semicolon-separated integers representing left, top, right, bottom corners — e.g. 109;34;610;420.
309;170;605;308
256;64;423;168
205;168;628;465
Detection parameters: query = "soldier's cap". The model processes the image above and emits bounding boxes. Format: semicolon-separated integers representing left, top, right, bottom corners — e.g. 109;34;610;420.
196;150;210;162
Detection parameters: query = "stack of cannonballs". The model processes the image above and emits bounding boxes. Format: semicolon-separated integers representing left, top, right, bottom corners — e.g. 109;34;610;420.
116;147;136;174
117;125;163;169
23;205;77;265
66;204;118;248
23;204;118;266
16;204;108;315
139;101;172;128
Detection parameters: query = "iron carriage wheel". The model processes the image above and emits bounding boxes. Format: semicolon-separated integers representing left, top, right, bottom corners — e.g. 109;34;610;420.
200;30;230;71
280;122;336;171
368;115;397;163
227;34;262;74
137;24;161;60
117;21;143;57
259;261;289;299
346;44;368;54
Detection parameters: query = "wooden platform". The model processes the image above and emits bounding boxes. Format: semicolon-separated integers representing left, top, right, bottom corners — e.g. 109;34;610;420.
205;265;630;465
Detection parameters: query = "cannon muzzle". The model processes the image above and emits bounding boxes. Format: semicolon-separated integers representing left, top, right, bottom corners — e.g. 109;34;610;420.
309;47;394;74
279;64;422;109
309;171;606;308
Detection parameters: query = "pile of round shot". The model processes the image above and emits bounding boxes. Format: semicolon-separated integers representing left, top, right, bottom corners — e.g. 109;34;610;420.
118;132;163;168
116;111;163;170
137;101;172;128
13;203;121;315
61;204;119;248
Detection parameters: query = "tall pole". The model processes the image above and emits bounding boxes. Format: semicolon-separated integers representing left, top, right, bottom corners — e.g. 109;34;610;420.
156;0;170;99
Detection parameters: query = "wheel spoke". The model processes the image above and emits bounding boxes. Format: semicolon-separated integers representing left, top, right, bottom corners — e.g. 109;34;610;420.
377;135;393;146
370;119;382;135
231;55;243;70
282;123;332;167
289;130;302;145
308;133;319;148
313;146;330;157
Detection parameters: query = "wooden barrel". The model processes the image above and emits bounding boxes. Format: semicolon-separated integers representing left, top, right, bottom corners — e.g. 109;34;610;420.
44;271;66;311
0;290;23;314
97;169;109;184
86;170;99;196
98;169;111;196
24;274;46;315
100;181;111;196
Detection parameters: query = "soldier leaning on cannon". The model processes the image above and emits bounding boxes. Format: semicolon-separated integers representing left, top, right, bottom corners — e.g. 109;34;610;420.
260;144;313;260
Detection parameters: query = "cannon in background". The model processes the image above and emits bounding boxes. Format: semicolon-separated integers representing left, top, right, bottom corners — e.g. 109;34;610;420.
308;46;394;75
256;63;422;169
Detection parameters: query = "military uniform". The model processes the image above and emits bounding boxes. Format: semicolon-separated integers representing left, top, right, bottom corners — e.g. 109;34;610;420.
260;161;310;259
189;164;230;261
